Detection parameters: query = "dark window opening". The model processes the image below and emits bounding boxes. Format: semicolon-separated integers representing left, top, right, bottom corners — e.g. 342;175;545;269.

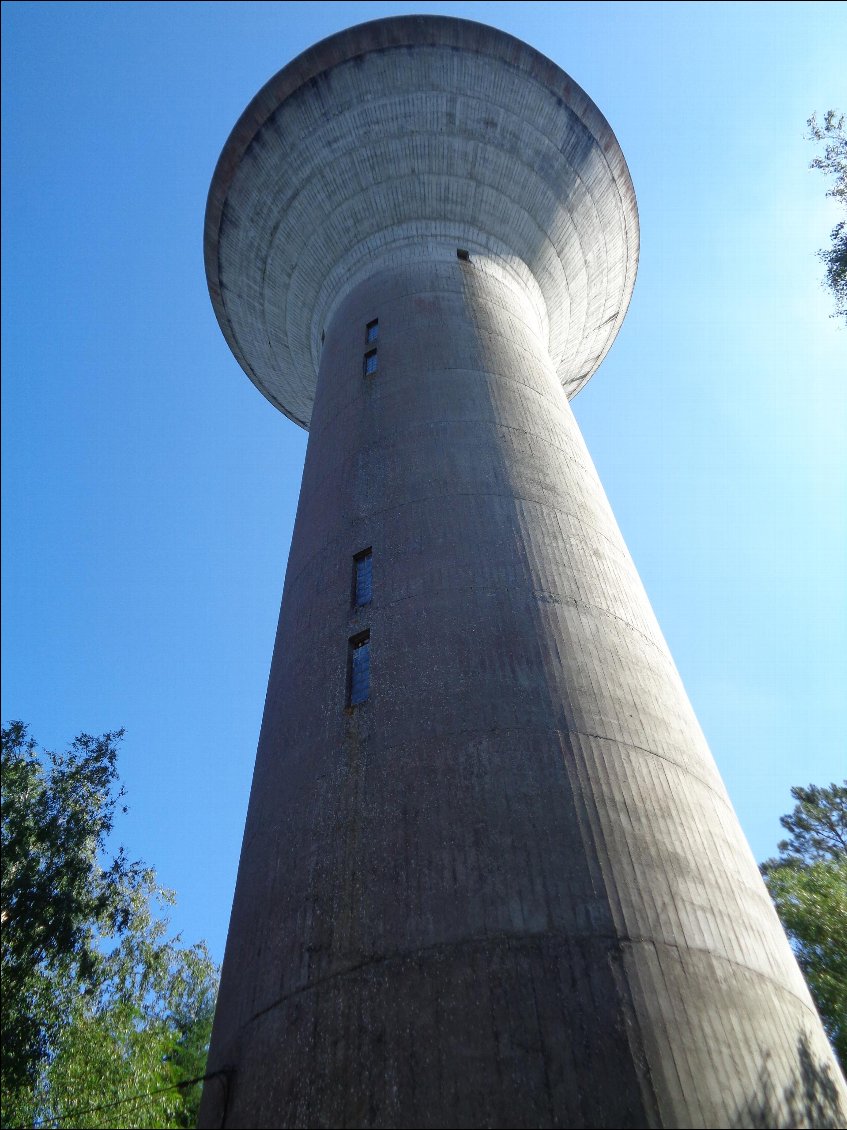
457;248;470;261
353;548;372;607
349;631;371;706
363;348;378;376
366;319;379;343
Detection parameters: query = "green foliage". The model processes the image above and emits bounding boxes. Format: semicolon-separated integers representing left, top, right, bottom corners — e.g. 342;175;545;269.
1;722;217;1129
808;111;847;323
762;782;847;1070
35;928;216;1129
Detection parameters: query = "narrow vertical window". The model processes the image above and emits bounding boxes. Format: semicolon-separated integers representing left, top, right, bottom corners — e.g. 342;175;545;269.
349;631;371;705
363;348;378;376
366;318;379;343
353;548;372;607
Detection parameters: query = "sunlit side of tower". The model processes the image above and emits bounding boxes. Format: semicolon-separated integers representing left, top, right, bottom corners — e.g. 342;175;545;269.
198;18;846;1129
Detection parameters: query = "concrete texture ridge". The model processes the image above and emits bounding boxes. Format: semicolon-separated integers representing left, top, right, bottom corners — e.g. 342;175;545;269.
205;15;639;427
199;16;847;1130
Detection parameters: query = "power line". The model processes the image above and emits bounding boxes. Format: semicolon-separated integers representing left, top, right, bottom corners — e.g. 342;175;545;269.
19;1068;229;1129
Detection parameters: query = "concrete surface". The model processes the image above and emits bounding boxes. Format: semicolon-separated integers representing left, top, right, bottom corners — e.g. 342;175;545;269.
199;17;846;1130
205;15;638;427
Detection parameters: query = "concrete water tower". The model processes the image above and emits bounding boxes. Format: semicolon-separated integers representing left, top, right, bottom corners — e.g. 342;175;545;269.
198;17;845;1128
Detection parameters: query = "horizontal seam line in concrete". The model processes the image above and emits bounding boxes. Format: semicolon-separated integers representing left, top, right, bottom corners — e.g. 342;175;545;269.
361;416;593;477
284;486;632;594
361;585;669;664
312;353;566;438
324;281;549;340
563;727;724;800
284;566;656;657
257;725;725;811
240;931;817;1035
314;372;563;442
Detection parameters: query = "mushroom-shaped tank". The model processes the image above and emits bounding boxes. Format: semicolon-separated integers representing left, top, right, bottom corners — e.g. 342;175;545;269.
205;15;638;427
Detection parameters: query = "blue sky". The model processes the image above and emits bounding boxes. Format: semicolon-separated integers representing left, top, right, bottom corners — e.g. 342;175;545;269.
3;1;845;965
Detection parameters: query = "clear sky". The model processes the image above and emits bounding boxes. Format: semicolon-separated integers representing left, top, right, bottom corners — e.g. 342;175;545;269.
3;1;845;966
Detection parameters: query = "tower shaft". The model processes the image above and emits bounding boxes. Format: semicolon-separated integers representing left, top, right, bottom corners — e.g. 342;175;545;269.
200;258;842;1128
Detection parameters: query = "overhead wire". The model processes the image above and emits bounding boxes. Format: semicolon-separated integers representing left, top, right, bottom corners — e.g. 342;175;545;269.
19;1068;229;1129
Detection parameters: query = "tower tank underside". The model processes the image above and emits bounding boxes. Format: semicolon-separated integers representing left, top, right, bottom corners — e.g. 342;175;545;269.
205;16;638;427
199;17;846;1129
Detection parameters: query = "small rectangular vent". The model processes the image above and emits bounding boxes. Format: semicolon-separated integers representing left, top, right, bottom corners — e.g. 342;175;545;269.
353;548;372;607
349;631;371;705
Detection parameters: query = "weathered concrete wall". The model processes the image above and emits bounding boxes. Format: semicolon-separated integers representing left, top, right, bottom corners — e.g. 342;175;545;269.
205;16;638;428
199;257;846;1128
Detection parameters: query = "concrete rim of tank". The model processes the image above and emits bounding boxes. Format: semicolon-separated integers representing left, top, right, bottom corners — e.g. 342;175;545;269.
205;15;640;428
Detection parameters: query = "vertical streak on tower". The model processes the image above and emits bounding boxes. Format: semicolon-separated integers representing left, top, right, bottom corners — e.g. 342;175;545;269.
199;17;846;1129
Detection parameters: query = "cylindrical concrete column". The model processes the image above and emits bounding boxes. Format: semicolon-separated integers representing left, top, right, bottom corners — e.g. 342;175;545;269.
199;16;845;1128
200;257;844;1128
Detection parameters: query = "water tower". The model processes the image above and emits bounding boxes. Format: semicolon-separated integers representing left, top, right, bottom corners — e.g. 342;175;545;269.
198;17;845;1128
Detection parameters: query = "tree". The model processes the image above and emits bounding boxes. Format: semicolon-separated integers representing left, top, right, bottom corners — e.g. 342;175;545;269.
34;918;216;1130
1;722;218;1129
808;111;847;323
761;783;847;1071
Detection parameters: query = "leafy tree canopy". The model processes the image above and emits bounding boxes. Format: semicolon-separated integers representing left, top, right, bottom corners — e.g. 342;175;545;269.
808;110;847;323
1;722;218;1129
762;782;847;1071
